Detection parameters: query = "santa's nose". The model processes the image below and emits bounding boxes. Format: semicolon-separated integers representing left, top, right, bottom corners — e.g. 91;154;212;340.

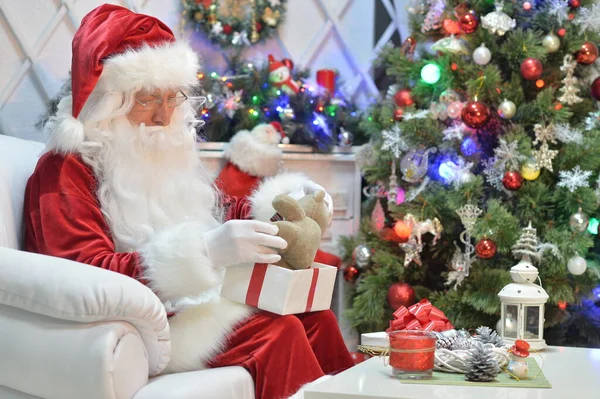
152;101;172;126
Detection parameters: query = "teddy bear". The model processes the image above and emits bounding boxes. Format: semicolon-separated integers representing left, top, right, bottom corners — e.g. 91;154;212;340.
271;190;328;270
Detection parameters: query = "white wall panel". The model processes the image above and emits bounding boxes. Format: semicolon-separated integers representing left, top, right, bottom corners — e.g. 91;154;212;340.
0;0;408;142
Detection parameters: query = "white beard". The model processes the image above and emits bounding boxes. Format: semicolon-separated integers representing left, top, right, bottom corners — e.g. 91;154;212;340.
83;116;221;252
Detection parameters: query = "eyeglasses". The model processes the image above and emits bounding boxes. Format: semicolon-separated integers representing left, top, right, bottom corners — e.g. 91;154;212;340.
134;91;188;110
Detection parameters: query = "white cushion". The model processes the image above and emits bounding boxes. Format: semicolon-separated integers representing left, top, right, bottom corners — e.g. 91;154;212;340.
134;367;254;399
0;247;170;376
0;135;44;249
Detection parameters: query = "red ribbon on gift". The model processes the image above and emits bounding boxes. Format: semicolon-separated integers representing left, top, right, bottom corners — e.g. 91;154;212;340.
388;299;453;333
245;264;320;312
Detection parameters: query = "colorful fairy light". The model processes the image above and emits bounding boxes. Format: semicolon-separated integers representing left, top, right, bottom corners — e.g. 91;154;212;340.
421;63;441;84
587;218;599;235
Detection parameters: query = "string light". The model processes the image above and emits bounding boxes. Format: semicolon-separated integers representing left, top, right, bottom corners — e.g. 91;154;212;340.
421;63;441;84
536;79;545;88
197;73;204;79
210;72;218;78
558;28;566;37
587;218;599;235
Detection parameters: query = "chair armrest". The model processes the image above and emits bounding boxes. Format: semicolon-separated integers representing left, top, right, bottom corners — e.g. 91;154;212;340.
0;305;149;399
0;247;170;376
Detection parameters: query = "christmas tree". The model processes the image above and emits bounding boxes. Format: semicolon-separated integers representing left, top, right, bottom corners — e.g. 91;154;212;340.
342;0;600;347
196;52;368;152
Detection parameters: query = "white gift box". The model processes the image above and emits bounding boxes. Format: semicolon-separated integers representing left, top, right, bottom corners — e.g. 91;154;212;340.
220;262;337;315
360;331;389;347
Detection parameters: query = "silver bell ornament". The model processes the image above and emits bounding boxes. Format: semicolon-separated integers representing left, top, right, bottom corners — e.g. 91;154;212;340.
352;244;372;270
569;209;589;233
567;255;587;275
498;99;517;119
473;43;492;66
542;34;561;53
338;128;354;147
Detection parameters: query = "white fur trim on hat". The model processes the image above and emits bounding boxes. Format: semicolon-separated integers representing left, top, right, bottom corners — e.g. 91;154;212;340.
99;41;200;92
224;129;282;177
44;95;85;155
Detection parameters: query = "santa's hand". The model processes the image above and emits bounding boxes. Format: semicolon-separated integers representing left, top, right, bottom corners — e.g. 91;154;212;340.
204;220;287;268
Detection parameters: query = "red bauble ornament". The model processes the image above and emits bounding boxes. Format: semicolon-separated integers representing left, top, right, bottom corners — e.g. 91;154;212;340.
394;107;404;121
576;42;599;65
343;265;360;283
393;220;413;242
394;89;414;107
569;0;581;8
461;101;491;129
387;282;417;309
223;24;233;34
459;12;478;34
592;77;600;101
557;28;566;37
502;171;524;191
476;238;497;259
282;58;294;71
255;21;263;32
443;19;461;35
520;58;543;80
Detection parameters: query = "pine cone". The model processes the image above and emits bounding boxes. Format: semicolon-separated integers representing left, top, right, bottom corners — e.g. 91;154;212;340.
436;335;457;350
465;341;501;382
450;337;473;351
474;326;505;348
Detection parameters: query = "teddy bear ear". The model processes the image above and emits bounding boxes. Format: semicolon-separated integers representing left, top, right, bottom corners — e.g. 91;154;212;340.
313;190;325;202
272;194;306;221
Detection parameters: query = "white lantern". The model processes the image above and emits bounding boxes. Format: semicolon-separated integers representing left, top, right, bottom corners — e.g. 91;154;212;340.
498;259;548;350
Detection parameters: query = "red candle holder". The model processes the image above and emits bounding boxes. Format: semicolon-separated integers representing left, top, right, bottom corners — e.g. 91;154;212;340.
387;330;437;379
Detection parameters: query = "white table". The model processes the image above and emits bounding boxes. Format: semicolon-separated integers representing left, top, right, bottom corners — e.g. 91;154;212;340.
304;346;600;399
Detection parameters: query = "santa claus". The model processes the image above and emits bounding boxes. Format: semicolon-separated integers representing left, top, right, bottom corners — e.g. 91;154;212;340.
23;5;353;399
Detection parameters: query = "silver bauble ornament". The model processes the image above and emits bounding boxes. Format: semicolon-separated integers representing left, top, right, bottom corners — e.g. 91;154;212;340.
570;210;589;233
352;244;372;270
542;34;561;53
459;171;476;185
338;128;353;147
498;99;516;119
567;255;587;275
439;88;460;104
473;43;492;66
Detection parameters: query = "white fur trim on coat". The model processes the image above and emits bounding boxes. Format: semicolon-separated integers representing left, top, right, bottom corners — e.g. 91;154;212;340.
163;297;253;373
139;222;220;302
249;172;309;221
99;41;200;93
225;130;282;177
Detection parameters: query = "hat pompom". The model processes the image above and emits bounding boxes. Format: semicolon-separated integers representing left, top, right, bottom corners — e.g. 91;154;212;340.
44;95;85;154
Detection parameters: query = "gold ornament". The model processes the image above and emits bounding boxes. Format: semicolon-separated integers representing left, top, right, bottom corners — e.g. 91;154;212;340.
263;7;280;26
521;157;541;180
399;237;423;267
207;14;217;24
194;11;205;21
532;143;558;172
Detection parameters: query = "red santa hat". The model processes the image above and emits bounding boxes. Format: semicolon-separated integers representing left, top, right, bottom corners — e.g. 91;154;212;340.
268;55;287;73
46;4;200;153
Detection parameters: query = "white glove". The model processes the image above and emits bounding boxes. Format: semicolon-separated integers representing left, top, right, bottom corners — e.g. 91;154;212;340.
288;180;334;226
204;220;287;268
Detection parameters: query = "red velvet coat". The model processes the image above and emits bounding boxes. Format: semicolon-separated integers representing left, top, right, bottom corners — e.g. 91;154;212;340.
23;152;253;285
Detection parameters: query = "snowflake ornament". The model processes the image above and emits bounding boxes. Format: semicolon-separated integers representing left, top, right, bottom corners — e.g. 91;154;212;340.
557;166;592;192
574;3;600;34
533;123;557;145
221;89;244;118
403;109;430;120
442;123;464;141
494;139;526;170
584;110;600;131
482;156;507;191
548;0;570;23
211;21;223;35
532;143;558;172
554;123;583;145
381;125;409;158
445;158;474;189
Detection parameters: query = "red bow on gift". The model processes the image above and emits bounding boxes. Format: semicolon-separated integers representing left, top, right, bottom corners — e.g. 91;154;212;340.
387;299;454;332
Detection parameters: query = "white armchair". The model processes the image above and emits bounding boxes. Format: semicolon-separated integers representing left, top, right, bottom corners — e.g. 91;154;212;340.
0;135;255;399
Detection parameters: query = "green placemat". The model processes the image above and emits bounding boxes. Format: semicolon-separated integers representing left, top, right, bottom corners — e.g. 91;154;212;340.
400;358;551;388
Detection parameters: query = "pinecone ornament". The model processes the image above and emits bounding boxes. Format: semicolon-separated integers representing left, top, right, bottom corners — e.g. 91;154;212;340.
474;326;505;348
465;341;501;382
451;337;473;351
436;335;457;350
